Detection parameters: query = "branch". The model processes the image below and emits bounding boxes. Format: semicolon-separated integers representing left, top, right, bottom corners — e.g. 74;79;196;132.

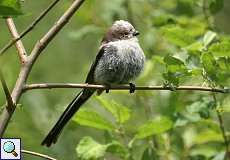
5;18;27;64
0;0;85;136
22;149;57;160
213;94;229;159
0;0;61;56
0;70;14;110
22;83;228;93
29;0;85;64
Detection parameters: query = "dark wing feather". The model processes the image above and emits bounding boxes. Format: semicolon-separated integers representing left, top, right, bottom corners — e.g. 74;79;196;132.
85;46;105;83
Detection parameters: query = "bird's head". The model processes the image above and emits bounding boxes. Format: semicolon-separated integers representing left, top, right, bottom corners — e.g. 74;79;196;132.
102;20;139;44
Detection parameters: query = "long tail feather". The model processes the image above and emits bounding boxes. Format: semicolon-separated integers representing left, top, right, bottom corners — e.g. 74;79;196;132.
41;89;94;147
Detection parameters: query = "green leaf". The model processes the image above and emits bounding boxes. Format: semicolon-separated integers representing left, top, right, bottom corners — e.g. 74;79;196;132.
191;145;221;158
76;137;128;160
135;116;173;139
73;109;115;131
194;130;223;144
177;17;207;37
215;57;230;85
160;25;195;47
106;141;129;159
186;97;214;119
164;55;184;65
185;41;203;55
153;14;176;27
163;55;190;85
216;97;230;113
209;38;230;56
0;0;22;17
96;97;131;124
209;0;224;14
201;52;217;80
203;31;217;49
141;147;158;160
76;137;108;160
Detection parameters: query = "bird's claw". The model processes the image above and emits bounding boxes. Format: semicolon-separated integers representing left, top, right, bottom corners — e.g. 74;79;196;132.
129;83;136;93
105;84;110;93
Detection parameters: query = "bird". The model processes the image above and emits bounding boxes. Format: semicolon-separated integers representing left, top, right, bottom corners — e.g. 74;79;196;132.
41;20;145;147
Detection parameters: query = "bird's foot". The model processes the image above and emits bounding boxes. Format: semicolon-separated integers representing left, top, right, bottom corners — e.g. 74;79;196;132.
105;84;111;93
129;83;136;93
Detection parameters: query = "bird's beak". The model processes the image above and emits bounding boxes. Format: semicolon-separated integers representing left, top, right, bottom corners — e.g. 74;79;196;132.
133;30;140;36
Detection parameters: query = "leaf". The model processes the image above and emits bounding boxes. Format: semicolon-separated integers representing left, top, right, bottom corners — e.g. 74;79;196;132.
76;137;108;160
164;55;184;65
0;0;22;17
177;17;207;37
153;14;176;27
215;57;230;85
106;141;129;159
96;97;131;124
73;109;115;131
135;116;173;139
194;130;223;144
190;145;221;158
76;137;128;160
203;31;217;49
201;52;217;80
163;55;190;85
216;97;230;113
209;0;224;14
209;38;230;56
212;152;226;160
186;97;214;119
141;147;158;160
185;41;203;55
160;25;195;47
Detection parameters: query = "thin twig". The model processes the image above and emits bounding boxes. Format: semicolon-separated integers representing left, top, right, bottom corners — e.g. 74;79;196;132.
202;0;214;29
0;0;85;137
22;83;228;93
29;0;85;64
0;0;61;56
22;149;57;160
5;18;27;64
0;70;14;110
212;94;229;159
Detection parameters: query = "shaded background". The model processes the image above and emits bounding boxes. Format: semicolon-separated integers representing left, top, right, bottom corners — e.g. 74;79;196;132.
0;0;229;159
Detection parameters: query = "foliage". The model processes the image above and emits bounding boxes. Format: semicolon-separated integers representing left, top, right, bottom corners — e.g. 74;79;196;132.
0;0;229;160
0;0;22;17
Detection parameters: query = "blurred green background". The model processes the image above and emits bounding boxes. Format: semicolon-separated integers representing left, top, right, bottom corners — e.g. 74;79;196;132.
0;0;229;159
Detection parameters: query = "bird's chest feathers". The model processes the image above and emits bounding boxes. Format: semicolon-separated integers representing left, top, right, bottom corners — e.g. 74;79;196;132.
108;40;144;66
94;40;145;84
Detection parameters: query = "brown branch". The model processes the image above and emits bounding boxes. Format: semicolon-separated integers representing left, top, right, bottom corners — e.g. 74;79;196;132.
6;18;27;64
0;0;61;56
0;0;86;136
0;70;14;110
22;83;228;93
29;0;85;64
22;149;57;160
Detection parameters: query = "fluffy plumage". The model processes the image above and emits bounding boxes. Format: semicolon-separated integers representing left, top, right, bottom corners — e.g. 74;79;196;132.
41;20;145;147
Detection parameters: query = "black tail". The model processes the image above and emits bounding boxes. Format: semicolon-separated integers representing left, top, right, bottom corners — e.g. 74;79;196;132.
41;89;95;147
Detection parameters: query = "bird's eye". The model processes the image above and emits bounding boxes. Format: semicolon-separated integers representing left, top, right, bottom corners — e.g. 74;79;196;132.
124;32;129;35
